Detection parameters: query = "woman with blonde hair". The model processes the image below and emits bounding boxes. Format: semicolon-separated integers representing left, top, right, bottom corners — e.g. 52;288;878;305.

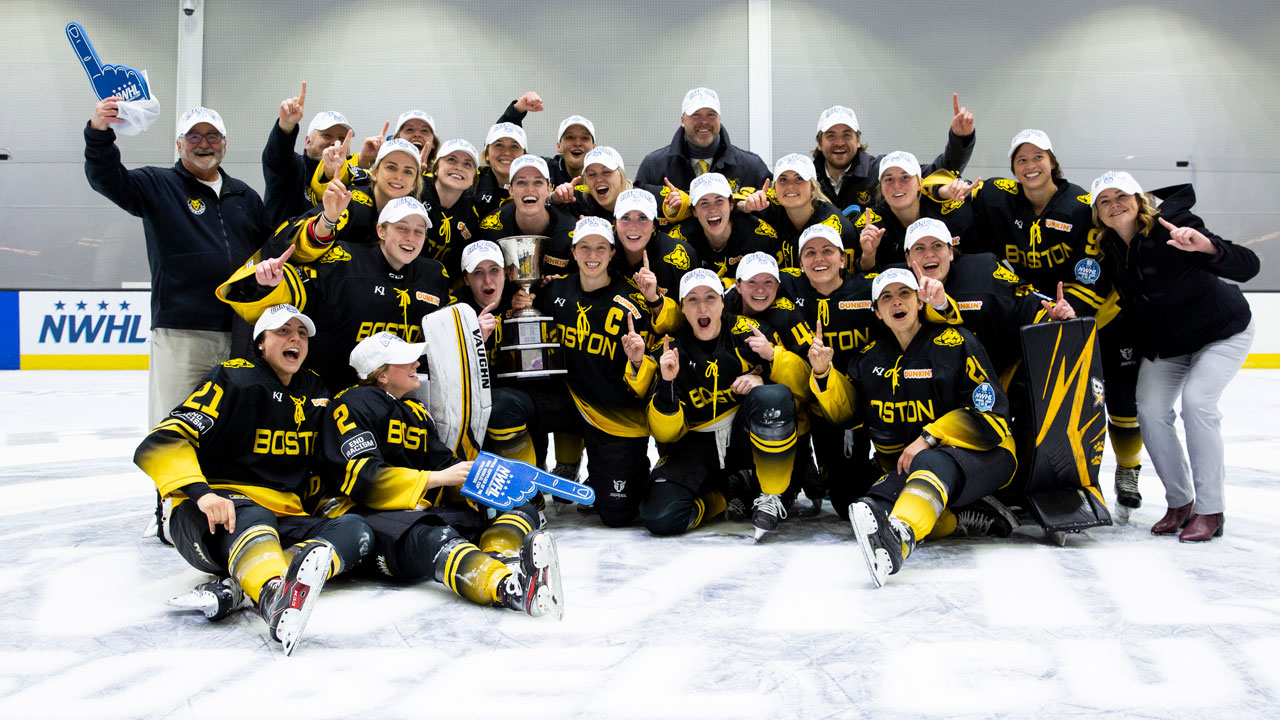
1090;171;1258;542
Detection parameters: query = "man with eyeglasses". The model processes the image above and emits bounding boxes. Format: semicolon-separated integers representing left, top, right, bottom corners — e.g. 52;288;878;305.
85;100;270;480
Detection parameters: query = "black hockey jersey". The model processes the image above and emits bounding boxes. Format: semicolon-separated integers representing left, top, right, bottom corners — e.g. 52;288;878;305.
668;211;779;280
134;359;330;516
812;323;1014;463
536;274;654;436
855;196;975;272
476;202;578;278
318;384;463;513
748;197;858;272
217;242;451;392
418;179;481;278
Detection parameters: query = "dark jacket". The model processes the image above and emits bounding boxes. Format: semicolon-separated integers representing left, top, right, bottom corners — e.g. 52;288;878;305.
812;131;975;216
84;123;269;332
635;127;770;194
1101;184;1258;359
261;121;322;226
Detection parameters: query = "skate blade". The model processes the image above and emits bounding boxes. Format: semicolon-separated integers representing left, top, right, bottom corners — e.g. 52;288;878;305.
753;526;770;542
529;532;564;620
166;590;217;617
1114;504;1132;523
277;546;332;656
849;503;889;589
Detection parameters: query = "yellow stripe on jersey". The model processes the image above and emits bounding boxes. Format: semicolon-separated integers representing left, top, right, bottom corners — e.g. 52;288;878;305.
568;387;649;438
342;457;369;496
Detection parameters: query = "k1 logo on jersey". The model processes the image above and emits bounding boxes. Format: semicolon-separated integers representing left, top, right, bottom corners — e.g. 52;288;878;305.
1074;258;1101;285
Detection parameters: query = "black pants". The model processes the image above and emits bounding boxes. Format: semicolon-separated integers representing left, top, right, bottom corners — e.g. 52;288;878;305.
170;493;371;579
357;502;539;581
810;415;880;519
866;445;1015;511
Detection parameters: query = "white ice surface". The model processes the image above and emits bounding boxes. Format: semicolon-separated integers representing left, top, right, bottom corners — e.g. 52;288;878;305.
1;370;1278;719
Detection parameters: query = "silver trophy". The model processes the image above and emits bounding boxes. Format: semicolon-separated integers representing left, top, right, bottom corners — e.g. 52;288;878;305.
496;235;567;379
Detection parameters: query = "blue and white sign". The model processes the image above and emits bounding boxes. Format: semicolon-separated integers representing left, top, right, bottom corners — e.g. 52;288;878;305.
18;291;150;369
462;451;595;510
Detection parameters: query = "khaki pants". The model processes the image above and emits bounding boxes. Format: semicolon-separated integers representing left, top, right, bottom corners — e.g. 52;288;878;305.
147;328;232;427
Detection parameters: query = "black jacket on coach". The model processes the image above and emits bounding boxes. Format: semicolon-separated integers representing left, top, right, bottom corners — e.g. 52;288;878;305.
85;123;269;332
261;121;323;226
635;127;771;195
1101;184;1258;360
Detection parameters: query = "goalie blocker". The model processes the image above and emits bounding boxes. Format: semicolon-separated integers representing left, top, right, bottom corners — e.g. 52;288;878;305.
1010;317;1112;534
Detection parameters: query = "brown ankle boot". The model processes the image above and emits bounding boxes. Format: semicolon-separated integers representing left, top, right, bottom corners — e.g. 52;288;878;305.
1151;502;1194;535
1178;513;1224;543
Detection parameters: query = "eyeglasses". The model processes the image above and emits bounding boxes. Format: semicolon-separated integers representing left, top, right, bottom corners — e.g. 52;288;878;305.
184;132;224;145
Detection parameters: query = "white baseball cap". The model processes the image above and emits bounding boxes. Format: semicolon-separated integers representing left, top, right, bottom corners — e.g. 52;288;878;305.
509;154;550;181
1009;129;1053;158
1090;171;1144;205
486;122;528;149
306;111;352;135
461;240;504;273
349;332;427;379
682;87;721;116
878;151;922;179
572;216;615;245
393;110;436;136
871;267;920;300
375;138;422;168
558;115;596;140
904;218;953;251
582;146;624;172
817;105;859;133
378;196;432;227
614;188;658;220
253;303;316;339
689;172;733;205
177;107;226;138
798;223;844;253
437;138;479;166
774;153;817;182
735;251;779;282
679;268;723;300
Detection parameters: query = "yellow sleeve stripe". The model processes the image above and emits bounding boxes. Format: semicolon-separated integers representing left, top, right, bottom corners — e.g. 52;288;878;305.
154;418;201;446
342;457;369;496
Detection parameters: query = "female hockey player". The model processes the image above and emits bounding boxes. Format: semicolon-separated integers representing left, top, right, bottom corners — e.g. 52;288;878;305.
217;195;451;392
948;129;1146;520
476;154;578;278
501;216;656;527
668;172;779;280
474;122;527;217
134;304;372;654
808;269;1016;587
855;151;974;273
735;153;859;271
316;332;562;618
627;268;802;541
1090;171;1258;542
609;188;699;334
418;139;482;279
549;146;687;224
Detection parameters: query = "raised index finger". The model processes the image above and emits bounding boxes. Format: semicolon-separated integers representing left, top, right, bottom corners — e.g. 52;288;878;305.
912;260;925;283
663;335;671;354
298;80;307;106
278;243;296;264
1157;216;1178;231
642;250;650;269
381;121;390;139
953;92;961;116
66;23;104;78
627;312;635;334
481;300;499;316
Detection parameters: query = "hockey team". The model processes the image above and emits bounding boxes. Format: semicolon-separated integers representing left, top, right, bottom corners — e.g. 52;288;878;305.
87;83;1258;654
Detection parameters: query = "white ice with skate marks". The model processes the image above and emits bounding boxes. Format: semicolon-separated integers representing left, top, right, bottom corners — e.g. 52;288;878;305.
1;370;1279;718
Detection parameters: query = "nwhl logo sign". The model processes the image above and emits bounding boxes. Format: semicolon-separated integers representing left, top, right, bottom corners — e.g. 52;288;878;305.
16;291;152;369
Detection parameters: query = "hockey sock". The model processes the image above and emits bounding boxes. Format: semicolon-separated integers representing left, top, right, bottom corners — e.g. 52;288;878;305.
434;537;510;605
1107;415;1143;468
553;432;585;465
487;424;538;466
892;470;949;553
478;511;535;557
689;491;727;531
926;508;958;540
228;525;288;604
749;431;797;495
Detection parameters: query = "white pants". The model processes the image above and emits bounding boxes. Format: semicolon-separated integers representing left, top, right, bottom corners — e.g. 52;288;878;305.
1135;321;1254;514
147;328;231;427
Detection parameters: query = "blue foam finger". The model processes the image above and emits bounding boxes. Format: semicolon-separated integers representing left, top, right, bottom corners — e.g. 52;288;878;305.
461;452;595;509
66;22;151;102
